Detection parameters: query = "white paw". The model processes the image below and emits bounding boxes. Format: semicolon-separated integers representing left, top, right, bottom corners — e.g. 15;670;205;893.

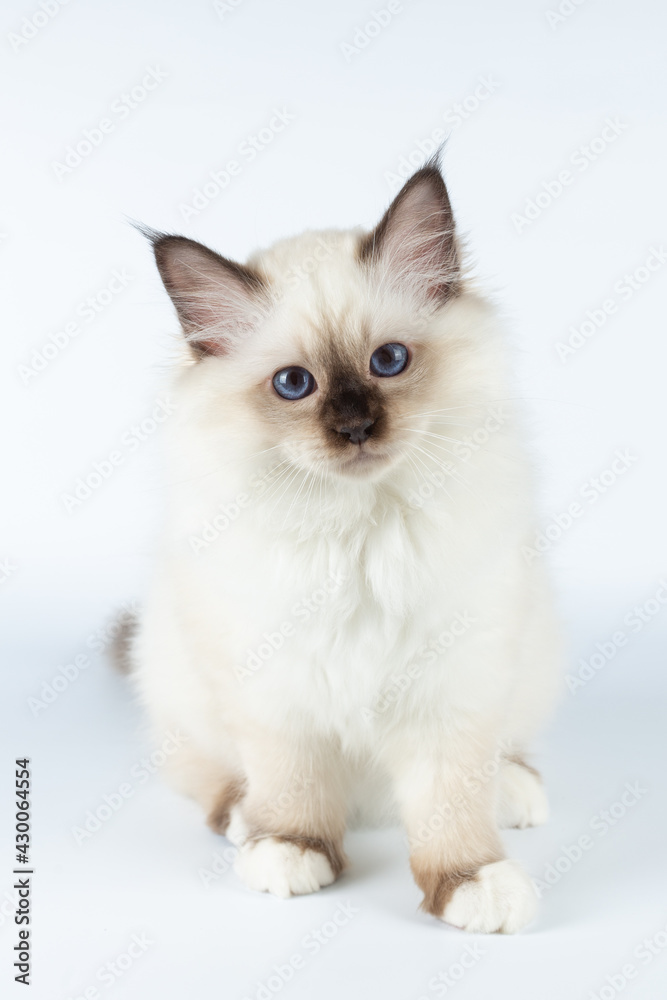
225;805;248;848
442;860;537;934
497;761;549;829
234;837;336;898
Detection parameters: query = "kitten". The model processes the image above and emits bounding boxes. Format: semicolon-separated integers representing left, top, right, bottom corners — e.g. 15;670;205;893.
132;159;561;933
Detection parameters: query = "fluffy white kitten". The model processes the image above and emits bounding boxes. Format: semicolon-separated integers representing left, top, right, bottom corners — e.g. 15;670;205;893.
131;160;561;933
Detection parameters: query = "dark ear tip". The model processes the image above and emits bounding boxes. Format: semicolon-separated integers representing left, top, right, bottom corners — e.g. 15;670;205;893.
128;224;202;280
128;221;191;262
407;152;448;193
422;147;445;174
127;219;165;245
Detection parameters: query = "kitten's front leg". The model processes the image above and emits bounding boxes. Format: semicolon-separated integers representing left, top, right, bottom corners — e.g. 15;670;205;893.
392;733;537;933
232;730;348;899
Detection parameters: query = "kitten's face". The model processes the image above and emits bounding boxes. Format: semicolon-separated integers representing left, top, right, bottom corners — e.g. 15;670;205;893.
246;296;439;480
151;163;463;482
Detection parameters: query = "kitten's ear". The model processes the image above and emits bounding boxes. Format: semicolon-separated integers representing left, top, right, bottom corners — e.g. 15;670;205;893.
358;161;460;302
147;231;268;357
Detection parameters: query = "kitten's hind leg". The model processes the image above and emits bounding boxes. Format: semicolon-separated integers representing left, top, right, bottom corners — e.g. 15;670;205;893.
497;754;549;830
207;777;248;845
160;737;247;841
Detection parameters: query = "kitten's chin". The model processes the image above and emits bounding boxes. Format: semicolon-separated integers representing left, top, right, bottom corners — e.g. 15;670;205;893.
332;449;395;480
287;445;399;482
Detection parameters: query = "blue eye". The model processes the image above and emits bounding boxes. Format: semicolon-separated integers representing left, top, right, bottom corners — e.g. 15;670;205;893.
370;343;409;377
272;366;316;400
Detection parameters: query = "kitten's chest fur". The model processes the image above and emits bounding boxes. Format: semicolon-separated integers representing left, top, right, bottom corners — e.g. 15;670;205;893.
193;483;476;683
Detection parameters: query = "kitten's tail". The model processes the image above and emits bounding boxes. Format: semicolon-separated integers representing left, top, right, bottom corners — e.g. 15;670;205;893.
109;608;139;675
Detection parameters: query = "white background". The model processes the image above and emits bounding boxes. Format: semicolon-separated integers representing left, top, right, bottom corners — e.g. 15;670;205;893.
1;0;666;997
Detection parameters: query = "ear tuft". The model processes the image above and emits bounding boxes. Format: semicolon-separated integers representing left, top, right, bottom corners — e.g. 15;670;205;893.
358;158;460;303
140;229;268;358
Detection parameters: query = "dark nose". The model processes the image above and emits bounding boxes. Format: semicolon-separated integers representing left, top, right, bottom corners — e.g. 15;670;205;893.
336;418;375;444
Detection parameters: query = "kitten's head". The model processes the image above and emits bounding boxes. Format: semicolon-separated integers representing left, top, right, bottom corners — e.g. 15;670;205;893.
150;161;492;483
